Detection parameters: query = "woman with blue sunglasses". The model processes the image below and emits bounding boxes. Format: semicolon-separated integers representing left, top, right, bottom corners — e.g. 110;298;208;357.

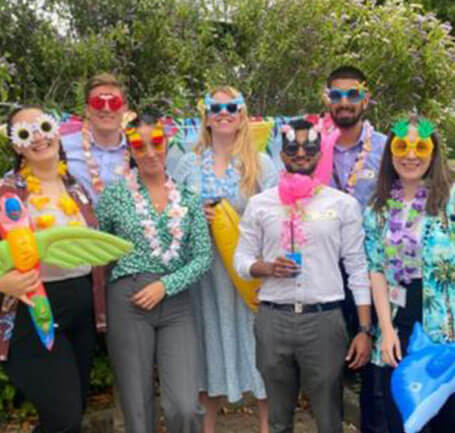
173;86;278;433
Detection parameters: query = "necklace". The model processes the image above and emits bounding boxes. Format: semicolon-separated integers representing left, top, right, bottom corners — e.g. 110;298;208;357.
334;121;373;195
125;169;188;266
81;120;130;194
20;163;82;229
385;180;427;284
200;149;239;202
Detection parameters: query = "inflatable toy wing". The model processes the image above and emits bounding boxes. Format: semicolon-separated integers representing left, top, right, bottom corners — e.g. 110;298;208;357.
0;241;12;273
211;199;261;312
34;227;133;268
0;193;133;350
391;322;455;433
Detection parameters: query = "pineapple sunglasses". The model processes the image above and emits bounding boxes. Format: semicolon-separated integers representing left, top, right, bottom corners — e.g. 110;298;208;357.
390;136;434;159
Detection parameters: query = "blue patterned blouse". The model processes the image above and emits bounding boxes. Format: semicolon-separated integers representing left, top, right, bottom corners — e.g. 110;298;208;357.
363;186;455;366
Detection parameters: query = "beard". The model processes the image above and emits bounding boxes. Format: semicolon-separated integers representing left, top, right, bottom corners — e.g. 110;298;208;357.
284;161;317;176
330;106;364;129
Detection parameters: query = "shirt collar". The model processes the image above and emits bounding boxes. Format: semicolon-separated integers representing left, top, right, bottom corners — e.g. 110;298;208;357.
91;131;127;152
334;123;366;153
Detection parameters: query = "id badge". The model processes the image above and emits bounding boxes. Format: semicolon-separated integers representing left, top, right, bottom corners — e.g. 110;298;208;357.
389;285;406;308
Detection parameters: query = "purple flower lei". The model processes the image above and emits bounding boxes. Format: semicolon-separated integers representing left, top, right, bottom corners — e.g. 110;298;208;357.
385;180;427;284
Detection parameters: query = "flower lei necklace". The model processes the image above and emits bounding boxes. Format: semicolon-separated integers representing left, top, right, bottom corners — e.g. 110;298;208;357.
385;180;427;284
125;169;187;265
20;162;82;229
200;149;239;202
81;120;130;194
341;120;373;195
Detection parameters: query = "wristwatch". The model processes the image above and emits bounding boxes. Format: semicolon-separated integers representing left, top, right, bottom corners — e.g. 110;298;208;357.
358;324;374;337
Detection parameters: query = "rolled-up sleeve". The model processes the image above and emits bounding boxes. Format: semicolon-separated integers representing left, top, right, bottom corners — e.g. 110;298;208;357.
234;198;263;280
340;198;371;306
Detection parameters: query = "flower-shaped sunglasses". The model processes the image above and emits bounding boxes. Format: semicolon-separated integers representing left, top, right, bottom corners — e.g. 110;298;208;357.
10;114;58;148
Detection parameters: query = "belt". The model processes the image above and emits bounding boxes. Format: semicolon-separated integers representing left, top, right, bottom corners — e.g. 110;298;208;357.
261;300;342;314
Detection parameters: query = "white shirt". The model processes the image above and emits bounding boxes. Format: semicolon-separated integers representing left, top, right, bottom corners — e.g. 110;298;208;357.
234;186;371;305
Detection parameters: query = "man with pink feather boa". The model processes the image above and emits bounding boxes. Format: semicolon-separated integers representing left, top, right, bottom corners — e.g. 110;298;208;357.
234;118;372;433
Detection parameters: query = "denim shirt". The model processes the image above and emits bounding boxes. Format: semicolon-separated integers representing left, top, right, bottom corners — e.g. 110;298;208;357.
61;131;128;206
331;124;386;210
364;186;455;366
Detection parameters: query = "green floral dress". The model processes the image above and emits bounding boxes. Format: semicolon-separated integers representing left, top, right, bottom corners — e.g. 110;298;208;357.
96;175;213;295
363;187;455;366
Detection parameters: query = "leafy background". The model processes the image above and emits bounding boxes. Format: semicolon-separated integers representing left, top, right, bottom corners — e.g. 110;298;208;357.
1;0;455;421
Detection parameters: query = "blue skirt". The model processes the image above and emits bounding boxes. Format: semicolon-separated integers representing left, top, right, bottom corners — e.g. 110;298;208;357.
190;249;266;402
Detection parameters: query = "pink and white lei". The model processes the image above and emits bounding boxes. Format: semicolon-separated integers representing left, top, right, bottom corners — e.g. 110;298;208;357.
126;169;187;265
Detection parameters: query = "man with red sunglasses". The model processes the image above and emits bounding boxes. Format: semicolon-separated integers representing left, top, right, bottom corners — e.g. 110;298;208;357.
61;72;129;433
62;73;129;205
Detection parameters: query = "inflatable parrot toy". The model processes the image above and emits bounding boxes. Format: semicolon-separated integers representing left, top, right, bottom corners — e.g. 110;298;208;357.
0;193;133;350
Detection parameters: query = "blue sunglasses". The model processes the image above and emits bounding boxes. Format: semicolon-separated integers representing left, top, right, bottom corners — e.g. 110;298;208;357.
326;87;366;104
204;95;245;115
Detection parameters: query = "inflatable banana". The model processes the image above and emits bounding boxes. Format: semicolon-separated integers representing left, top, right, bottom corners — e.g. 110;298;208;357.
211;199;260;312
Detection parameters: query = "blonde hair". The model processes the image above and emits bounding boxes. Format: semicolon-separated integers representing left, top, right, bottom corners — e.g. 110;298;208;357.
84;72;126;102
194;86;261;197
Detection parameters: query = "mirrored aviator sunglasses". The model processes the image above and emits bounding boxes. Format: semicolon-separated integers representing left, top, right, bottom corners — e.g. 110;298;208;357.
208;102;241;115
327;88;364;104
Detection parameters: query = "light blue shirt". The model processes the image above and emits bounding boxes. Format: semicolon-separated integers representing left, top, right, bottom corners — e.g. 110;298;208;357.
61;131;128;205
330;123;386;210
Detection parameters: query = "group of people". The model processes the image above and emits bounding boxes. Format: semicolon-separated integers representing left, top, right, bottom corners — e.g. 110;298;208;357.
0;64;454;433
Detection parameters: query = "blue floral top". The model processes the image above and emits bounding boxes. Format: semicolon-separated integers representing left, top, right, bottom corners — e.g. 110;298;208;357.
364;186;455;366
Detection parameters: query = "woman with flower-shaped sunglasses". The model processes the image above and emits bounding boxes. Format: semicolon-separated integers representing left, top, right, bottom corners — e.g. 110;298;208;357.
173;86;278;433
364;115;455;432
0;105;109;433
96;112;212;433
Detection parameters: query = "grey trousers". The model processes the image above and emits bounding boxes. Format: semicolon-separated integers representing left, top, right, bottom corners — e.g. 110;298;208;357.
254;304;348;433
107;273;202;433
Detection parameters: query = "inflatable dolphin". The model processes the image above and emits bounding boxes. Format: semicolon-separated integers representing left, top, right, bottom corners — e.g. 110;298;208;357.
392;323;455;433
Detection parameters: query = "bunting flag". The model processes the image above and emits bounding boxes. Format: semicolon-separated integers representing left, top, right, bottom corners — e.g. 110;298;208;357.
56;112;307;173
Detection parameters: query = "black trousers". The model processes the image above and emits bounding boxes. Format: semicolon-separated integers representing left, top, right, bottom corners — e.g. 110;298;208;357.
340;261;389;433
382;279;455;433
3;275;96;433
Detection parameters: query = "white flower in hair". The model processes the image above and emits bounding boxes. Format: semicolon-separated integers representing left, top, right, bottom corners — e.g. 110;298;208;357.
285;128;295;142
308;128;318;142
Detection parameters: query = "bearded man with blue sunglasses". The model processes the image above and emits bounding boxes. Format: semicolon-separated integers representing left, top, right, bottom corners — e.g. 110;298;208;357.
325;66;387;433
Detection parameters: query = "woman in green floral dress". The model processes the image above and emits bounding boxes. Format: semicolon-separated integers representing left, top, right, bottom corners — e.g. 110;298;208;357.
96;113;212;433
364;115;455;432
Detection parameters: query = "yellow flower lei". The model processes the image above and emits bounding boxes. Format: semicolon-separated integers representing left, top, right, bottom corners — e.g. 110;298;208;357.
20;161;81;226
